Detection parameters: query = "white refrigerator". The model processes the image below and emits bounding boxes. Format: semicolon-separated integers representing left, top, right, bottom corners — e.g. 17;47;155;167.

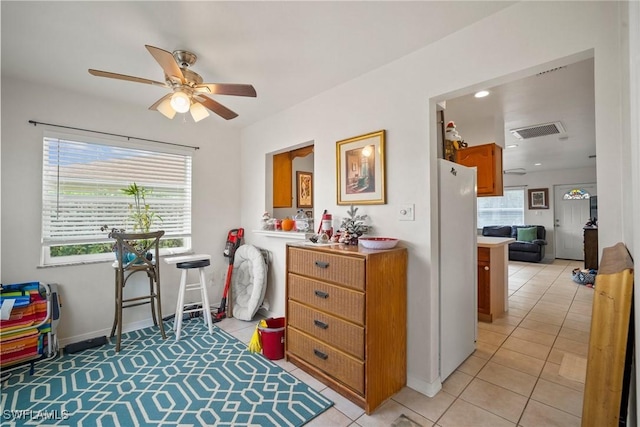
438;159;478;381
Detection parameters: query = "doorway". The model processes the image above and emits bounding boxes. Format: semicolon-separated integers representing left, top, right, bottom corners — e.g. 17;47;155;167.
554;183;596;260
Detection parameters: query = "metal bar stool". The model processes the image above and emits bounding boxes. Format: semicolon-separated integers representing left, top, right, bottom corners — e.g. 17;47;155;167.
164;254;213;340
111;231;166;352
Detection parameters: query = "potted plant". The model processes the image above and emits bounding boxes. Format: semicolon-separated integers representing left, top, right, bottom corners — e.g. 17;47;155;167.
338;205;371;245
101;183;161;261
121;182;160;233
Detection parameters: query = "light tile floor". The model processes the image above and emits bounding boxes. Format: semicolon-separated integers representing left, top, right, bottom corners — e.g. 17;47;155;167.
220;259;591;426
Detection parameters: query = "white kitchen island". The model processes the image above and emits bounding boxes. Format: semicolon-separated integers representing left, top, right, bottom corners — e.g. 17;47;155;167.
477;236;515;322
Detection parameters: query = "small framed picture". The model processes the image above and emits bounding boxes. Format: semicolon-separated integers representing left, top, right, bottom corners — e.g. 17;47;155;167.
296;171;313;208
528;188;549;209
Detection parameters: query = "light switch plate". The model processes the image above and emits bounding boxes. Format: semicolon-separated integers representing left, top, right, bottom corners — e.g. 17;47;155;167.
398;204;415;221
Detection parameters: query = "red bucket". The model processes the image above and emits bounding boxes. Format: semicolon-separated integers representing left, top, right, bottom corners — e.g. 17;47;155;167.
259;317;285;360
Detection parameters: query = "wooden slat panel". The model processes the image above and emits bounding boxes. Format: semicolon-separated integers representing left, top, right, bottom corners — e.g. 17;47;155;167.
582;242;634;426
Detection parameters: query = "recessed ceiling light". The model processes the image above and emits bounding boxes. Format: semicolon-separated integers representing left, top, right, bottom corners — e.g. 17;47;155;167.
534;163;542;166
507;144;519;148
474;90;490;98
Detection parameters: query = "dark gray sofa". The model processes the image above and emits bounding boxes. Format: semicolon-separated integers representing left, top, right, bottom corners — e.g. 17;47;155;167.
482;225;547;262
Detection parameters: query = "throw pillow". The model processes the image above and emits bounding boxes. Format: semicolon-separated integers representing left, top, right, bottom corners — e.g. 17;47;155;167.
517;227;538;242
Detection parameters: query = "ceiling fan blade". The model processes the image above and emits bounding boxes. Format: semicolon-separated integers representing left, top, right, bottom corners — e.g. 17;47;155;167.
194;95;238;120
149;94;176;119
88;69;167;87
195;83;257;97
145;45;184;83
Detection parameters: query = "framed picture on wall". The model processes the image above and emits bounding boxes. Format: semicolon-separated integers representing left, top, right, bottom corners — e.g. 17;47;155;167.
296;171;313;208
336;129;386;205
528;188;549;209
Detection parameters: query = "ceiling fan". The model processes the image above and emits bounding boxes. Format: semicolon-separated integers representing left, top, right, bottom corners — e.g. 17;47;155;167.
89;45;256;121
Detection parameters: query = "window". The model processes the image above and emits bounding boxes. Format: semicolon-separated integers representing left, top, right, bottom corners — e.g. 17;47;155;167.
477;187;525;228
41;134;192;265
563;188;591;199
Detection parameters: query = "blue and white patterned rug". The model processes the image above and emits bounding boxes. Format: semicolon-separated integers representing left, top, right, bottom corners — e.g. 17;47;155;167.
1;320;332;426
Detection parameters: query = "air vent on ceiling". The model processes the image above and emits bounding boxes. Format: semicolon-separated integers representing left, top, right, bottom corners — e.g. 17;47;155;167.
504;168;527;175
510;121;565;140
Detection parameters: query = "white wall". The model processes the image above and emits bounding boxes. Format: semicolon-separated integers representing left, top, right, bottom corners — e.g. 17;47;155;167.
504;166;597;260
239;1;629;396
1;77;242;345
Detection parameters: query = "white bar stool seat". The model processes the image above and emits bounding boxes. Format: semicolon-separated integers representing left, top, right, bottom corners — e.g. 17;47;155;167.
164;254;213;340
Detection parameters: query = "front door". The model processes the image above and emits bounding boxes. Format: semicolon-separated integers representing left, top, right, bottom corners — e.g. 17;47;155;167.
554;183;596;260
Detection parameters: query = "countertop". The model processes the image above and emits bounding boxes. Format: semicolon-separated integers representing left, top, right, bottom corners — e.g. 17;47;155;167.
477;236;516;247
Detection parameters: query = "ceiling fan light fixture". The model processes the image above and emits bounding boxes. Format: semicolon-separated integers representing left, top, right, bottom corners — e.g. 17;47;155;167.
190;102;210;122
156;97;177;119
170;91;191;113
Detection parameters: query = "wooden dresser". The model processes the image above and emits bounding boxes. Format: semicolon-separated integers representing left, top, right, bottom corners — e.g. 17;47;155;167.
285;243;407;414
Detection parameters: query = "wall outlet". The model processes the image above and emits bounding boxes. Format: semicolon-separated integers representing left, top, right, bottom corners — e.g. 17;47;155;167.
398;204;415;221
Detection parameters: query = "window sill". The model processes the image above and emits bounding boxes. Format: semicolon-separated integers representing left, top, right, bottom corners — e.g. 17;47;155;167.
252;230;313;240
38;248;193;268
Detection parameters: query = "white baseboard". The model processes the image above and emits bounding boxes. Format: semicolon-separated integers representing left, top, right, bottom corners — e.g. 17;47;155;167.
58;318;156;348
406;375;442;398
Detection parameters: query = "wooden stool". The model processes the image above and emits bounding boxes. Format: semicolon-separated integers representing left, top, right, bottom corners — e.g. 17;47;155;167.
165;254;213;340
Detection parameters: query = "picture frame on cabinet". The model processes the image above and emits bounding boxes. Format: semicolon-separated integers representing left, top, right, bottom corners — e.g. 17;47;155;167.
528;188;549;209
296;171;313;208
336;129;386;205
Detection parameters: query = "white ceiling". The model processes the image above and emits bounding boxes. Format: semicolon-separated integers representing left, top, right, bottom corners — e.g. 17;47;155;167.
1;1;514;128
2;1;594;175
444;57;596;175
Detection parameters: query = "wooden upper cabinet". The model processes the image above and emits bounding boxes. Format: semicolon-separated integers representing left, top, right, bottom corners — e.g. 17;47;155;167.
273;152;293;207
455;142;503;196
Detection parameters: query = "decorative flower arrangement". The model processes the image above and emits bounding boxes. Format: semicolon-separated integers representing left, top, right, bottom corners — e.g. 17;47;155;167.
338;205;371;245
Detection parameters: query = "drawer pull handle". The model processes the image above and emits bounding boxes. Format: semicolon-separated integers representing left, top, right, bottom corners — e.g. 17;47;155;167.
314;290;329;299
313;349;328;360
314;261;329;268
314;319;329;329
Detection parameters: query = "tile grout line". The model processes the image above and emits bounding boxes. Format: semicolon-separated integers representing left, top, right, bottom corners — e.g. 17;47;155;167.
514;262;584;426
446;261;586;426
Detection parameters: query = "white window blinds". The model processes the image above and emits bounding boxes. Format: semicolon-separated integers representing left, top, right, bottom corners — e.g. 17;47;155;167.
42;136;192;247
477;187;525;228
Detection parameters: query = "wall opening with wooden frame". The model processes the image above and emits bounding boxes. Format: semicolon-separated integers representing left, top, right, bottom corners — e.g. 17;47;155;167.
270;143;314;219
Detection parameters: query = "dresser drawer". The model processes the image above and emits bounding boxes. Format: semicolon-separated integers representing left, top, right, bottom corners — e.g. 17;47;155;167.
287;247;365;291
287;327;364;394
288;274;365;324
288;300;364;359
